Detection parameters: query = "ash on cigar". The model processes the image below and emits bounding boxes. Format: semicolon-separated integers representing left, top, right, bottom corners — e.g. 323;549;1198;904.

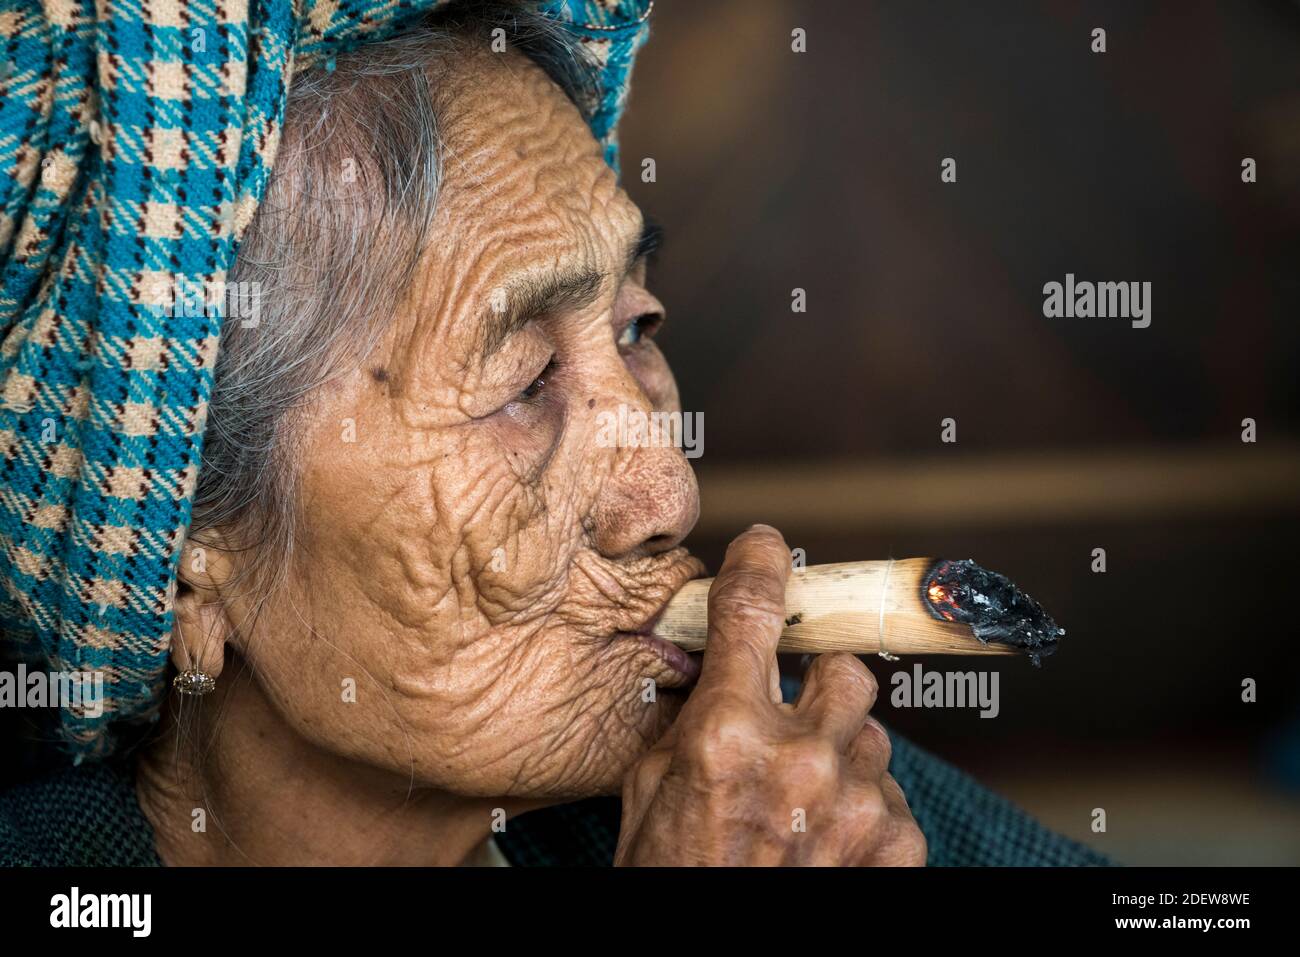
922;559;1063;666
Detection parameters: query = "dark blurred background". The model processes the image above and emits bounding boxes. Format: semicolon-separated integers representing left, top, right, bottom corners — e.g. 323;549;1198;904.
621;0;1300;864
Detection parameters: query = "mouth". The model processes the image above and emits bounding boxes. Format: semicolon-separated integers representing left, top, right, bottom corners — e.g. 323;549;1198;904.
616;609;702;683
600;546;707;681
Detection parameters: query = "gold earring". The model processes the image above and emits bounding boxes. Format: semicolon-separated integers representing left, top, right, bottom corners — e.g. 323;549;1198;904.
173;669;216;696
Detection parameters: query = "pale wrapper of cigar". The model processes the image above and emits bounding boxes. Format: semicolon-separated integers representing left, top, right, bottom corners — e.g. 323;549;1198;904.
652;558;1064;666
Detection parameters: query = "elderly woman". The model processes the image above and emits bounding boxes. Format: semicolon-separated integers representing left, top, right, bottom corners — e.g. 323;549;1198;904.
0;0;1105;866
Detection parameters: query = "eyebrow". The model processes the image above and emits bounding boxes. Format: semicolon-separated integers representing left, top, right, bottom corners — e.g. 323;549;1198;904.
629;216;663;274
477;219;664;362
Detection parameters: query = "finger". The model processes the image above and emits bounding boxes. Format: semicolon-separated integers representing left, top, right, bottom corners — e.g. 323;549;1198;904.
616;743;675;855
879;772;912;818
697;525;791;704
622;746;673;817
875;774;927;866
845;715;894;780
794;653;878;751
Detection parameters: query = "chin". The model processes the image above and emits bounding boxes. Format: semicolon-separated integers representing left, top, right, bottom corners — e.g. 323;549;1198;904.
524;688;687;800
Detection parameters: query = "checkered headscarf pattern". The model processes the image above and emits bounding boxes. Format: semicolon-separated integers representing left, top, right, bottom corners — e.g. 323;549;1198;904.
0;0;651;757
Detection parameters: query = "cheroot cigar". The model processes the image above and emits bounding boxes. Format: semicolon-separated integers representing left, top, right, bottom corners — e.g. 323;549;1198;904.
652;558;1064;665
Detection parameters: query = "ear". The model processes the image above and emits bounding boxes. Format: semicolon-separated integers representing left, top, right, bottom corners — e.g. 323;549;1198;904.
169;537;237;682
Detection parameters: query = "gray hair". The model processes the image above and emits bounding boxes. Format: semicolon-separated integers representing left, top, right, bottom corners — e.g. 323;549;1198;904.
191;1;598;601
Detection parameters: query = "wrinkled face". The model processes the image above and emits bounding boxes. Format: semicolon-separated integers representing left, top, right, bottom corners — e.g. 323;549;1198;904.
225;49;704;798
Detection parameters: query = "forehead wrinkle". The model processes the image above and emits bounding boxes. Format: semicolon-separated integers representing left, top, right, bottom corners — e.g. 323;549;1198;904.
370;47;640;406
399;169;604;383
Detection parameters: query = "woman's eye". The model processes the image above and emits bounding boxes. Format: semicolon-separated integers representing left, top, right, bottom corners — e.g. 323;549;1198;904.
518;356;555;400
618;313;660;348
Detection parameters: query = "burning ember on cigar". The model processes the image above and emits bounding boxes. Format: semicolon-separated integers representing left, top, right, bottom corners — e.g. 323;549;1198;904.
922;559;1064;666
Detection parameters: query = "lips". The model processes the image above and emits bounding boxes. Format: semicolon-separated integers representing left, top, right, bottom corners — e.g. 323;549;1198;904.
616;628;701;682
625;606;666;637
605;550;706;683
614;583;703;682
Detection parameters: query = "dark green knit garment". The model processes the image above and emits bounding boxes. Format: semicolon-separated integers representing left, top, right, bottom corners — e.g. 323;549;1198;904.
0;734;1108;867
0;760;161;866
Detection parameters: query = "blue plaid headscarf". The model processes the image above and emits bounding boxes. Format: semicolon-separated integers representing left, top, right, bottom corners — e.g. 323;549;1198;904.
0;0;651;757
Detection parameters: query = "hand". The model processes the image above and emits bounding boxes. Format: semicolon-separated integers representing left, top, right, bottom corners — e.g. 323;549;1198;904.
614;525;927;866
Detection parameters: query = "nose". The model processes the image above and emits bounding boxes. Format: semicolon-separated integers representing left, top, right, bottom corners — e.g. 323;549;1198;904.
589;430;700;560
